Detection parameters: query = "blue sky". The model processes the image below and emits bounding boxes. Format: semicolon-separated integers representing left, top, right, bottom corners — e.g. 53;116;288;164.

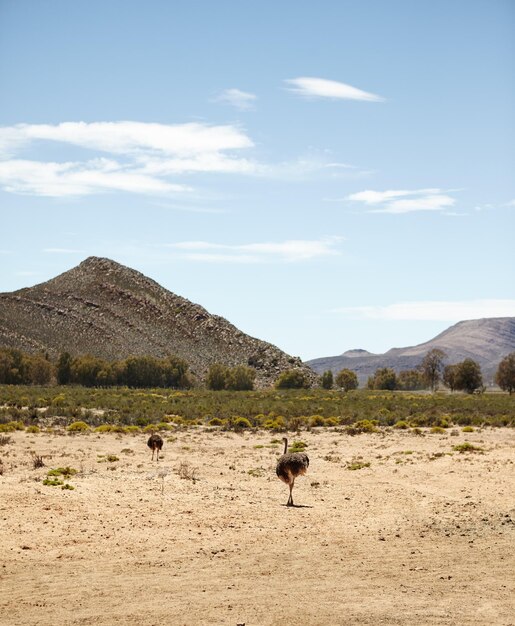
1;0;514;360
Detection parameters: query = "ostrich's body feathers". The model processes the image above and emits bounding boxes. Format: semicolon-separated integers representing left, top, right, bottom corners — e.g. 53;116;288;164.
276;453;309;484
147;434;163;450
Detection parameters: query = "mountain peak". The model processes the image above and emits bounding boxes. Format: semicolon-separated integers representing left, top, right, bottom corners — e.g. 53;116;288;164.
1;257;316;388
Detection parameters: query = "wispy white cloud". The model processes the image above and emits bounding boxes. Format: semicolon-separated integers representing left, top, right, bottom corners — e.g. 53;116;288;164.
285;77;384;102
0;121;253;156
333;299;515;321
213;88;257;110
0;158;189;197
347;188;456;214
0;120;368;197
0;121;256;197
167;237;343;263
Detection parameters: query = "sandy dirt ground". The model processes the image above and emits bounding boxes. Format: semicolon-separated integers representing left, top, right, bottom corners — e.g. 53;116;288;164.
0;426;514;626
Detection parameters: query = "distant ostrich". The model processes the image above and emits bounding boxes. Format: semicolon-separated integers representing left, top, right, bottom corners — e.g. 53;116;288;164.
147;432;163;461
276;437;309;506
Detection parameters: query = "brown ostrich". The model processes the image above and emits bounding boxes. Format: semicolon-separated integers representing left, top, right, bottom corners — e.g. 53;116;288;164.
276;437;309;506
147;433;163;461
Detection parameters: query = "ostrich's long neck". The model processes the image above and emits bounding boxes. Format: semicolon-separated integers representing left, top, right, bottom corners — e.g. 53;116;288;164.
283;438;288;454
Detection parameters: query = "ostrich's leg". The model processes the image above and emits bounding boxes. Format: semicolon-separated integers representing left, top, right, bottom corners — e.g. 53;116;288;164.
287;479;295;506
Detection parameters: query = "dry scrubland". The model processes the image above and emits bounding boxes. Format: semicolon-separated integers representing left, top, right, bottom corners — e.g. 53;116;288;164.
0;425;514;625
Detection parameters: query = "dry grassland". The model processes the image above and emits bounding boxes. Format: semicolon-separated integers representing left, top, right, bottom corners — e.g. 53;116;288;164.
0;427;514;625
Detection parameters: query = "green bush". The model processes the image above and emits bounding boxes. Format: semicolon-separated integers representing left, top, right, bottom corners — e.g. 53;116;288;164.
309;415;326;427
67;421;90;432
232;417;253;431
453;442;483;453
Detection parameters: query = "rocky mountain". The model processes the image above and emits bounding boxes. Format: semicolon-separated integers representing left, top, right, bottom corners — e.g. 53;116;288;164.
307;317;515;385
0;257;315;387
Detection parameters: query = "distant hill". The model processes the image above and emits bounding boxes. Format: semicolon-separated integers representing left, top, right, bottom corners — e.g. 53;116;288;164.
307;318;515;385
0;257;315;387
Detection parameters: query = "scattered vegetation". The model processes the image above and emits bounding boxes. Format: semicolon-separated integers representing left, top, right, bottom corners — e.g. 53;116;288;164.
289;440;308;453
0;386;513;433
346;460;371;470
47;467;77;477
177;461;199;482
452;442;484;454
31;453;45;469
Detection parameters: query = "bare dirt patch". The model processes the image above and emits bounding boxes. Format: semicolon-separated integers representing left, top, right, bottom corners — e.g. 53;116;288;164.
0;428;514;625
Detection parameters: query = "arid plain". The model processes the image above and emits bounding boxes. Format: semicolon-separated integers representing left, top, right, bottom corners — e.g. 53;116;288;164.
1;427;514;626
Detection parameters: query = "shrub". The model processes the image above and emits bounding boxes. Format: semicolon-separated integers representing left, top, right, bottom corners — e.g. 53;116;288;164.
232;417;253;431
289;440;308;453
275;369;310;389
43;477;64;487
47;467;77;477
347;419;379;434
208;417;224;426
26;425;40;434
346;461;371;470
309;415;326;427
462;426;475;433
453;442;483;454
95;424;114;433
394;421;410;429
68;421;89;432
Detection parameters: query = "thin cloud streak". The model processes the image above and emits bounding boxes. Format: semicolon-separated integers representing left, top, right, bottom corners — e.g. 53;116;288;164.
347;188;457;214
167;237;344;263
333;299;515;321
213;88;257;110
285;77;384;102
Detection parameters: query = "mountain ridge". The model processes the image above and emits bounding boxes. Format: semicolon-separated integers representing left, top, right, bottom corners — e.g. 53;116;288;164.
0;256;315;387
307;317;515;385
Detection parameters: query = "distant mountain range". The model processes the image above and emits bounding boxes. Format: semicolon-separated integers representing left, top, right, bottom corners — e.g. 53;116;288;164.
307;317;515;385
0;257;315;387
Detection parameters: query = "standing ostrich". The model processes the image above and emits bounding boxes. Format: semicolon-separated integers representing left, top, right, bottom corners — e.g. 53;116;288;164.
147;432;163;461
276;437;309;506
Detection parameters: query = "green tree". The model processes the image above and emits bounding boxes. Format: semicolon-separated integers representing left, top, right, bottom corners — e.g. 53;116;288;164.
454;359;483;394
368;367;397;390
397;369;425;390
420;349;447;392
320;370;334;389
443;364;459;392
226;365;256;391
495;352;515;394
206;363;229;390
27;354;53;385
123;356;164;388
163;355;191;388
0;348;29;384
335;368;358;391
275;369;310;389
70;355;110;387
57;352;72;385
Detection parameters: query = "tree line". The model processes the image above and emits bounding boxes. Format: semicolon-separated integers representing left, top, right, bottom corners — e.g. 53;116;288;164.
0;347;514;393
0;349;191;389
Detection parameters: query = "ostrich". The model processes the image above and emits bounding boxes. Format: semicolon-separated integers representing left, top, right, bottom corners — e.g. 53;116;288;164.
147;432;163;461
276;437;309;506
